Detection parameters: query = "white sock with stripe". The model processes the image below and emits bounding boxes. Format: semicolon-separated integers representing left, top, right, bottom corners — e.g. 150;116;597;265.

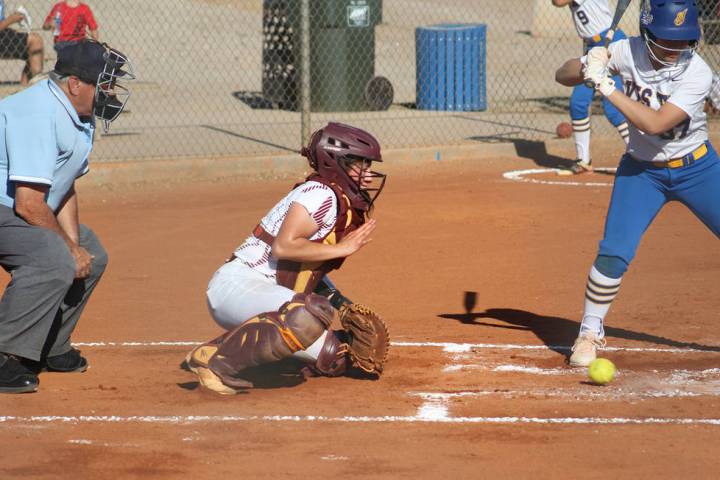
579;266;622;338
572;118;591;165
617;122;630;145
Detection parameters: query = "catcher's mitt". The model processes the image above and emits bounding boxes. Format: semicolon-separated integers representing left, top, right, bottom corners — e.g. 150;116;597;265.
338;303;389;375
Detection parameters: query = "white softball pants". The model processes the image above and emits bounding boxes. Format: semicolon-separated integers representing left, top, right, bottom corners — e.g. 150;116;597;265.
206;259;327;362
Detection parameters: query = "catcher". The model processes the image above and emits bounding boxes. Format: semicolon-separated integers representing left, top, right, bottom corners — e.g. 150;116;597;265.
186;122;390;395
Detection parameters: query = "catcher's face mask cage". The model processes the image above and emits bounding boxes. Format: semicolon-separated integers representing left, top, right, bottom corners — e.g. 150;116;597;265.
338;155;387;212
302;122;386;212
94;47;135;133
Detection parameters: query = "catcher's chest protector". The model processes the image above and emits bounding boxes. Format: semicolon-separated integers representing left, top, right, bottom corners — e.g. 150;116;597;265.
275;176;365;294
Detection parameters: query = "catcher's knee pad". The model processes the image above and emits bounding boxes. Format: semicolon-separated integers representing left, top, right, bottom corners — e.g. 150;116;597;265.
281;292;335;340
209;293;335;382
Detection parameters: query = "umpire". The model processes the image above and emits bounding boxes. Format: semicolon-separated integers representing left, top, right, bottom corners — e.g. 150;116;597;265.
0;40;134;393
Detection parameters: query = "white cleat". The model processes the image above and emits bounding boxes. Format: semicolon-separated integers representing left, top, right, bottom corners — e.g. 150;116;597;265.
569;332;606;367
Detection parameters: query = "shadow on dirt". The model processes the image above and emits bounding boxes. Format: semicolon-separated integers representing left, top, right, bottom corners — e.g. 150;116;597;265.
464;137;578;170
178;358;381;392
512;138;618;175
179;358;307;390
438;291;720;357
512;139;577;169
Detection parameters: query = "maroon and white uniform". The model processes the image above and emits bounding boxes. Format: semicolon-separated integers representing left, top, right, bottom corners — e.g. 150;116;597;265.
206;181;340;360
232;181;338;280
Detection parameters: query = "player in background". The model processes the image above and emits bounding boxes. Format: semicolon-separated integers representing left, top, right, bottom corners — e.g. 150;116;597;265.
0;0;44;85
552;0;630;174
185;123;388;395
43;0;98;52
705;73;720;114
555;0;720;366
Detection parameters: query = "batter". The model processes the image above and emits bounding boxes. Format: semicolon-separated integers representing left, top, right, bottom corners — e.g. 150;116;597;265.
555;0;719;366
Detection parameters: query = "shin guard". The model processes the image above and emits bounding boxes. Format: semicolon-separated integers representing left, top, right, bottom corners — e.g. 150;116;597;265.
208;293;335;387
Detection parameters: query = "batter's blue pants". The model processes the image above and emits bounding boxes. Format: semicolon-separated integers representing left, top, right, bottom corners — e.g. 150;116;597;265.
570;29;627;127
598;143;720;273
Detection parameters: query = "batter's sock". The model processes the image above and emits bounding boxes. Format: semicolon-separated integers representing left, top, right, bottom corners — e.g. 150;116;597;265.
579;266;622;338
572;118;591;164
617;122;630;144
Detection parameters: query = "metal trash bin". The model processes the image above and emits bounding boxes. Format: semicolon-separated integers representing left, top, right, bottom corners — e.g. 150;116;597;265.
415;24;487;111
262;0;389;112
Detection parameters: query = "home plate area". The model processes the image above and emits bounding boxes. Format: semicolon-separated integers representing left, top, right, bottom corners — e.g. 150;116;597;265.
3;340;720;428
408;341;720;425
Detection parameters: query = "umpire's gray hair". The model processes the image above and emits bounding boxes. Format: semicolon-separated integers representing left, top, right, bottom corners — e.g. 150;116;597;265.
49;70;69;86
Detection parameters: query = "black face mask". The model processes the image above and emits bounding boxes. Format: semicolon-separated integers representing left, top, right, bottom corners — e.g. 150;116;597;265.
92;46;135;132
94;89;123;122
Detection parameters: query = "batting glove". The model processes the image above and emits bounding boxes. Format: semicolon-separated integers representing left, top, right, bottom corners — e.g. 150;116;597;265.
597;75;616;97
583;47;609;84
587;47;610;68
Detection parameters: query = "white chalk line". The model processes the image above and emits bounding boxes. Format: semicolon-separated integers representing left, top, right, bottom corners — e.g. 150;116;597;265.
73;341;200;347
394;341;720;354
70;340;720;355
503;167;616;187
1;414;719;426
2;342;717;428
443;364;577;375
415;382;720;400
5;385;712;430
414;373;720;420
415;389;705;400
444;365;720;376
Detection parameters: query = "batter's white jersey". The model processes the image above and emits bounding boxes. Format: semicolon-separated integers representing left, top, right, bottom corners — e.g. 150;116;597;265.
570;0;612;39
606;37;712;161
232;180;339;280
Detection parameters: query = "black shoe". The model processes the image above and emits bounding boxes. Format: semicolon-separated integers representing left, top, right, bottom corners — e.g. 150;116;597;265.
0;353;39;393
45;348;88;373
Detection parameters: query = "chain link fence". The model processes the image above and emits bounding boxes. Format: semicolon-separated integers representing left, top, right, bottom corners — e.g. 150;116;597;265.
0;0;719;162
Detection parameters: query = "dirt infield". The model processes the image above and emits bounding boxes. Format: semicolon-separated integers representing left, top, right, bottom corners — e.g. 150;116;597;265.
1;152;720;479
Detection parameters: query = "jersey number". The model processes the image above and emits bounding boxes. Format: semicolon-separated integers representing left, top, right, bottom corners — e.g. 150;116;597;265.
659;118;691;141
575;10;590;25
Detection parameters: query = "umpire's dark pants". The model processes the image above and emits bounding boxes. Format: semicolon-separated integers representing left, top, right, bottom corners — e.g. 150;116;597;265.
0;205;108;361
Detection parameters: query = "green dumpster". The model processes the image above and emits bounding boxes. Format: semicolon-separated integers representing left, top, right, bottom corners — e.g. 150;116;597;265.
262;0;387;112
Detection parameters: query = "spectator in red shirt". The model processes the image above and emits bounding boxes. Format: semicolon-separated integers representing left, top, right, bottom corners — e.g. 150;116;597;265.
42;0;98;51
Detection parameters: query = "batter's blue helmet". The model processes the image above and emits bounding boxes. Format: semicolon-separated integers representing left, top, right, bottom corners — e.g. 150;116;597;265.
640;0;701;41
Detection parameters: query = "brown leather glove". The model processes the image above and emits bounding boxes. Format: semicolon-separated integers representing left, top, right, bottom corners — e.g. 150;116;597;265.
338;303;390;375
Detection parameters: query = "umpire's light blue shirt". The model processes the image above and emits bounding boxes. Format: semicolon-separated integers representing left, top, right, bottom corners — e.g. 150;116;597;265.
0;79;94;211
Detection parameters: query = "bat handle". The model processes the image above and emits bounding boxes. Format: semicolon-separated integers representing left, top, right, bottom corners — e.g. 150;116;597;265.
604;29;615;47
583;30;614;89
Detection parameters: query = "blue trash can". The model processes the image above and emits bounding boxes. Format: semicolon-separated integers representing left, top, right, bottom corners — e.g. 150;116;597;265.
416;24;487;111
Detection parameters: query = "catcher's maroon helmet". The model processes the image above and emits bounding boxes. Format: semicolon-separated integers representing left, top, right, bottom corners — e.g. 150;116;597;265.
301;122;386;211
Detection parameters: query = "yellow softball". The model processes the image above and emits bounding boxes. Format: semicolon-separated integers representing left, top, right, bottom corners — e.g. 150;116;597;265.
588;358;616;385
